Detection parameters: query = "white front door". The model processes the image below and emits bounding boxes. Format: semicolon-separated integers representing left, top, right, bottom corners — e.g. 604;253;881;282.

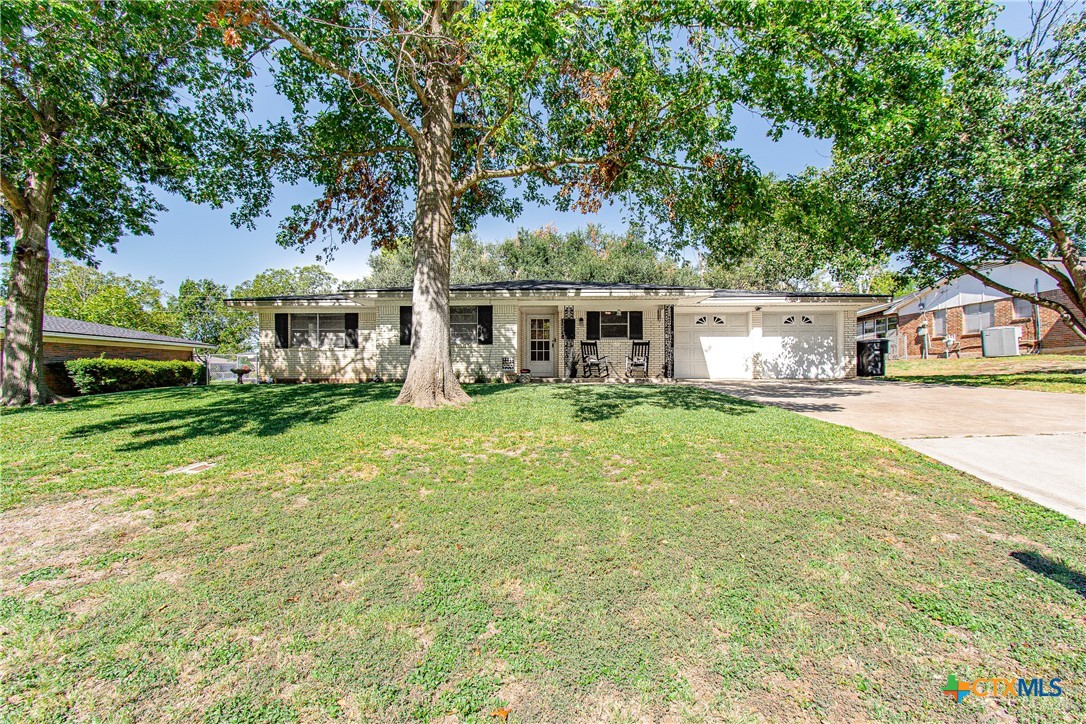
526;315;555;377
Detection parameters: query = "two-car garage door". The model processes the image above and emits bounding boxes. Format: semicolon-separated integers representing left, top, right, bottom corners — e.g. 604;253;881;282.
674;311;839;380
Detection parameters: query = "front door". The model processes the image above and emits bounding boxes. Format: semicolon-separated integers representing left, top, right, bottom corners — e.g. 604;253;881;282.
526;315;555;377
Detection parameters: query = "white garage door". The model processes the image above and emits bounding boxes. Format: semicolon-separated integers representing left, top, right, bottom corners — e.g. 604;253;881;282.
760;312;839;379
675;313;752;379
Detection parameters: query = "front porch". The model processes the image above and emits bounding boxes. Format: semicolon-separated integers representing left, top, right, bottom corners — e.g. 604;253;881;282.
514;302;673;380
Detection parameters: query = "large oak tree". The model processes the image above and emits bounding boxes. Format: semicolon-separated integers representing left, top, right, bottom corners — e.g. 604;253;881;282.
0;0;254;405
214;0;966;407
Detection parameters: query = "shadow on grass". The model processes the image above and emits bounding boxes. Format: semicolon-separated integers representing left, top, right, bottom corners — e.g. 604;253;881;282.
64;384;400;451
888;373;1085;390
1010;551;1086;600
546;383;763;422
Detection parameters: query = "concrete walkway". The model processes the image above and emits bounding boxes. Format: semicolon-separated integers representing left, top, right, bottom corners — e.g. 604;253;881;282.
701;379;1086;523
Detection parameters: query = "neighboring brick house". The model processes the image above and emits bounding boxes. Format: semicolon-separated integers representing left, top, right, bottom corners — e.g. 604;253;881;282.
227;280;883;382
857;261;1085;359
0;314;213;394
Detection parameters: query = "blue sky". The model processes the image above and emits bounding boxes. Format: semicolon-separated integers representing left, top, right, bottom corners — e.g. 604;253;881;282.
92;1;1036;291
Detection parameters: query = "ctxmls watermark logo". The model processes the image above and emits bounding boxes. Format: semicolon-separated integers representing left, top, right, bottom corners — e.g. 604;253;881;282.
942;674;1062;703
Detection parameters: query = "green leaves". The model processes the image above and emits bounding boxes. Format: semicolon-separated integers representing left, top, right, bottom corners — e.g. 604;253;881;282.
1;0;257;259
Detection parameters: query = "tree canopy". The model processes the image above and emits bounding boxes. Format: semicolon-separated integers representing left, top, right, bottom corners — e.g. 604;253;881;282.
825;2;1086;337
210;0;963;406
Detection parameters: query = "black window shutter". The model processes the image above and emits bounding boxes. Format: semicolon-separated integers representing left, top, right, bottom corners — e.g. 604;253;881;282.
344;312;359;348
274;313;289;348
628;311;644;339
586;311;601;340
477;305;493;345
399;306;412;345
562;317;576;340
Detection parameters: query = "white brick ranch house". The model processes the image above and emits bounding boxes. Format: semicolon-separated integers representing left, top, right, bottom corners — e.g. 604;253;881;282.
226;281;885;382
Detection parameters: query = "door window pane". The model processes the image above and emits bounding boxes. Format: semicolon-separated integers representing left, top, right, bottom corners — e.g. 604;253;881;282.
529;318;550;361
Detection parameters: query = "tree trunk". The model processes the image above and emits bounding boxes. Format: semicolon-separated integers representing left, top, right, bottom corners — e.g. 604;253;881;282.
394;73;471;408
2;175;55;406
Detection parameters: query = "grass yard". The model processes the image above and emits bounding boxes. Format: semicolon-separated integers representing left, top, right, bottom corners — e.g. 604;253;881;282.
885;354;1086;394
2;384;1084;722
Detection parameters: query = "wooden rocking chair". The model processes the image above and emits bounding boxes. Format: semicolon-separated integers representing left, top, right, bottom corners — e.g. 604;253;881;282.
626;340;650;377
580;341;611;378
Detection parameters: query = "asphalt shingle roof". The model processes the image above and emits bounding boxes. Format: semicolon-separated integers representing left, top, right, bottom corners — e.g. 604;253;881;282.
0;312;212;347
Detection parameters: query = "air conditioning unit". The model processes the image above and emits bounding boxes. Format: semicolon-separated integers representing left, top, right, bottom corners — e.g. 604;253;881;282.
981;326;1020;357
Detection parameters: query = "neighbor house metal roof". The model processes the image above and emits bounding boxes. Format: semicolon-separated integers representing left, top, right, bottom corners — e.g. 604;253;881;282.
0;312;213;348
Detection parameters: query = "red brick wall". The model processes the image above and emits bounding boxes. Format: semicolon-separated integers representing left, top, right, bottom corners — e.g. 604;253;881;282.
42;341;194;395
893;289;1084;358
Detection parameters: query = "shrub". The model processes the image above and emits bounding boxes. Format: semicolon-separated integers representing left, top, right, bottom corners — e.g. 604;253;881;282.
64;357;203;395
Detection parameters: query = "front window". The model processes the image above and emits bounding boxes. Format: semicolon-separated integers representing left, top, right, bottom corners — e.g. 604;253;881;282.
600;311;629;338
1012;297;1033;319
450;306;478;343
963;302;995;333
290;313;348;348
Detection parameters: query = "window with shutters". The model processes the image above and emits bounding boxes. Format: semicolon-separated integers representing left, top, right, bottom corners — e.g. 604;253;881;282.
450;306;478;343
600;311;629;338
289;313;351;348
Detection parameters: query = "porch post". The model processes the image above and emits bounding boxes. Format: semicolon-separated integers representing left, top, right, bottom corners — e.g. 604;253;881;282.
663;304;675;378
563;305;575;377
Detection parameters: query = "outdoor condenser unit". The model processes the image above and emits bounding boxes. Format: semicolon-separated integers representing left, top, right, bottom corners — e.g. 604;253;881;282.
981;326;1020;357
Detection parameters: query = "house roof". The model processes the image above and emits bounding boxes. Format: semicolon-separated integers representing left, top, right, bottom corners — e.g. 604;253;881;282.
343;279;707;293
229;279;888;303
0;312;213;348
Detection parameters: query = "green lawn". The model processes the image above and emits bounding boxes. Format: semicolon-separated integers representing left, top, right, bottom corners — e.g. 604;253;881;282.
886;354;1086;394
2;384;1084;722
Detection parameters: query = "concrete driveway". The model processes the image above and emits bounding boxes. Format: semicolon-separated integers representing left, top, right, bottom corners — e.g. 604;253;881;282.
701;379;1086;523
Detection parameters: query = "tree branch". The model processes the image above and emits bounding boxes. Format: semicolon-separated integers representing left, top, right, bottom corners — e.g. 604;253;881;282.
931;249;1086;341
0;170;29;218
456;156;600;195
1;76;47;129
968;223;1084;315
261;15;422;145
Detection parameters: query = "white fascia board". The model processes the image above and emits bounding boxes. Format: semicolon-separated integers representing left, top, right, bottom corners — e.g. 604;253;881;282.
226;298;372;309
698;296;882;308
24;331;214;349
